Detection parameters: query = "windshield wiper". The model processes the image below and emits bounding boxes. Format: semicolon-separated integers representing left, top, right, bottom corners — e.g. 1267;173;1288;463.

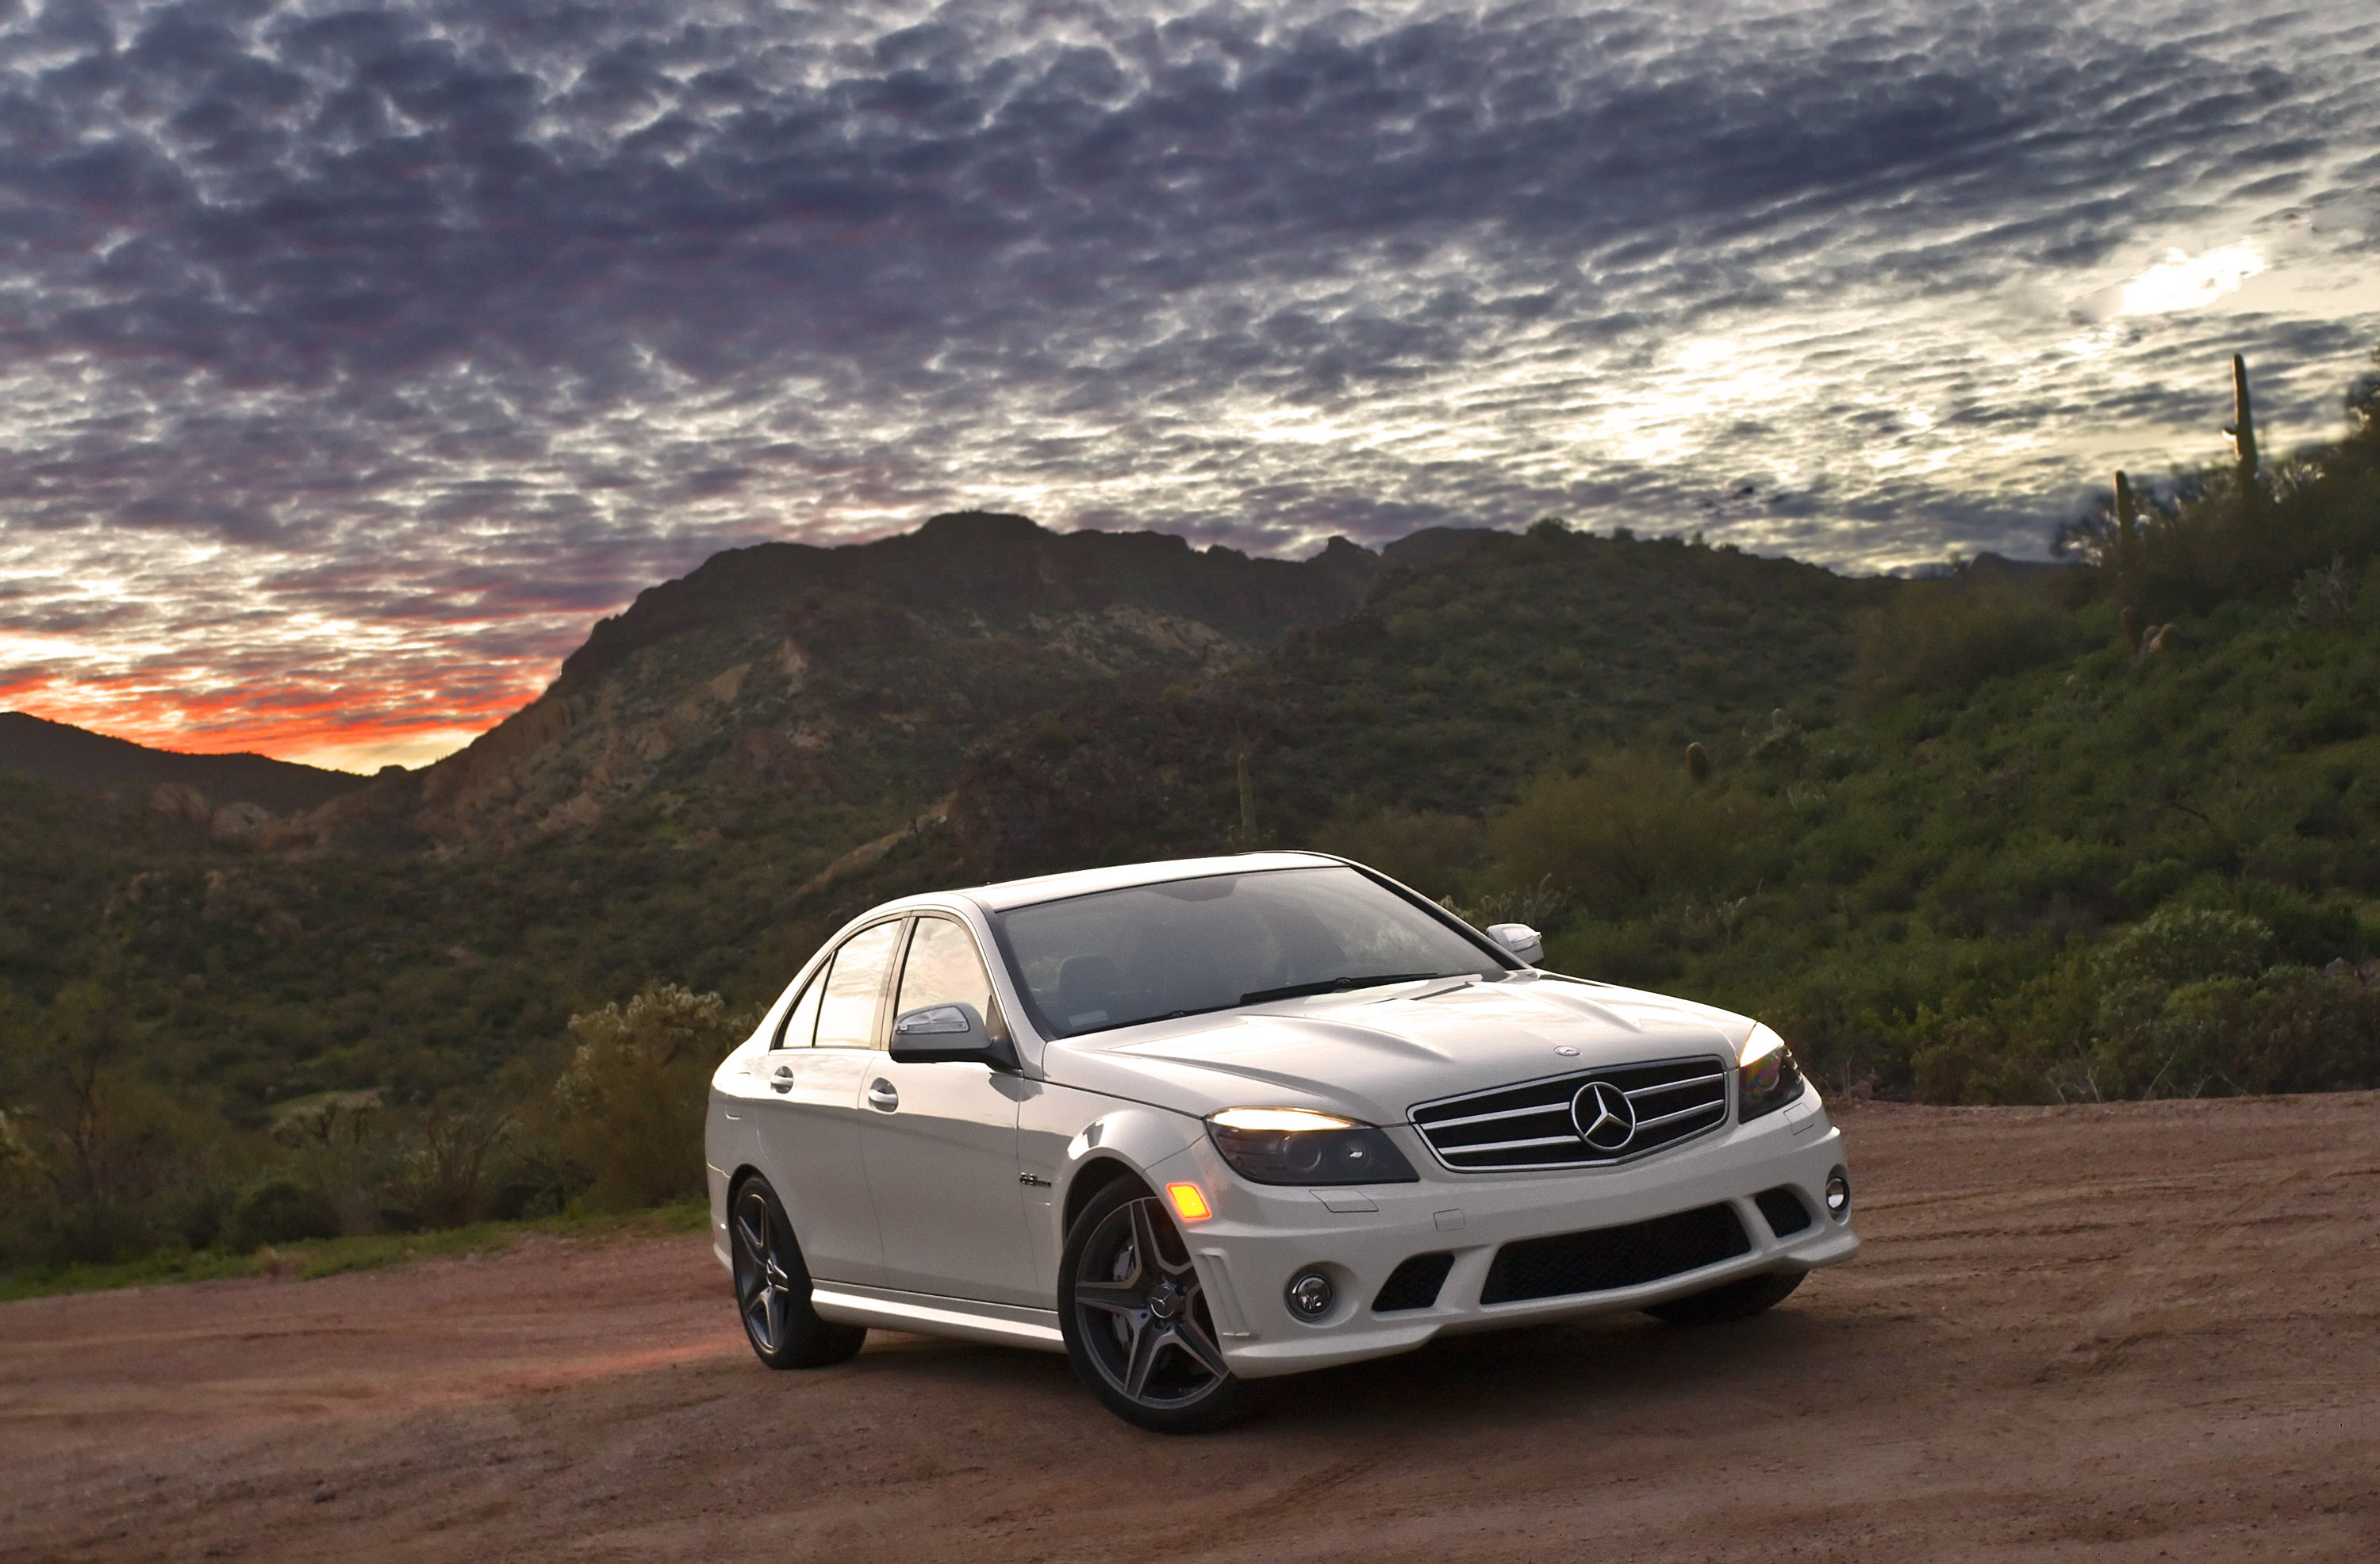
1239;972;1449;1006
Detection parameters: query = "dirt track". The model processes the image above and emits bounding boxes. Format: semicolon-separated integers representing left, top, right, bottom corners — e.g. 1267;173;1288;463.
4;1094;2377;1562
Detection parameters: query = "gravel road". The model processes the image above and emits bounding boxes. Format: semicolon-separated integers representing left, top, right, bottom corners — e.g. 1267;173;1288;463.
4;1094;2375;1562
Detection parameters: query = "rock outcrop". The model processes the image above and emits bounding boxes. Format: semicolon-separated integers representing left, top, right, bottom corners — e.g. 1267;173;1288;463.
388;512;1379;847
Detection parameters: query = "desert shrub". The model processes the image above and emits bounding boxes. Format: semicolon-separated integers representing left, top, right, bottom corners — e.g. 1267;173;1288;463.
228;1175;341;1250
2114;858;2193;914
2095;907;2274;987
384;1110;512;1230
263;1094;393;1236
0;983;259;1267
0;1109;41;1209
2217;881;2365;966
1486;752;1760;918
1455;876;1571;933
1308;807;1484;900
1541;916;1682;991
1853;571;2083;707
2087;968;2380;1097
1910;1014;2040;1105
555;983;750;1211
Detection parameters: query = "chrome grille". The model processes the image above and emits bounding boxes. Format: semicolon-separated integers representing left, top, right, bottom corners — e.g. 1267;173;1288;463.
1409;1055;1729;1171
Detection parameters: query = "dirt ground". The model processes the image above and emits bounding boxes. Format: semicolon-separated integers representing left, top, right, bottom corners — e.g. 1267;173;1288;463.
3;1094;2376;1563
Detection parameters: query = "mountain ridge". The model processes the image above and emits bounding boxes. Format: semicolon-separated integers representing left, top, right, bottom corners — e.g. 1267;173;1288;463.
370;510;1384;848
0;711;372;818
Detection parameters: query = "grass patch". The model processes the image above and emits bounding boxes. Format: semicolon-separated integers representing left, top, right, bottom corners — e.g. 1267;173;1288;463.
0;1201;711;1305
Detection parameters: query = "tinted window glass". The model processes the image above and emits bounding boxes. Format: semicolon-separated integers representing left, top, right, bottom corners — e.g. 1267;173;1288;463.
896;917;995;1022
772;978;823;1048
815;921;903;1049
994;867;1500;1037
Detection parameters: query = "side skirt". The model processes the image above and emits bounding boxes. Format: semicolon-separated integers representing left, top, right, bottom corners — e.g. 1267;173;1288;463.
809;1282;1067;1353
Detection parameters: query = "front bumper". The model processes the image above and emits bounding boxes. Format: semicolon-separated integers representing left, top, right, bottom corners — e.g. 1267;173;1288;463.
1156;1102;1859;1379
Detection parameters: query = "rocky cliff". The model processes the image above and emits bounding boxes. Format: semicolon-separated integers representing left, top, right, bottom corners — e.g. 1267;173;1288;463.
376;512;1380;847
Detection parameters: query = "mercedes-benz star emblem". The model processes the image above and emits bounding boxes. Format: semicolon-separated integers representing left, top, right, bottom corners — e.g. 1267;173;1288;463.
1572;1079;1637;1152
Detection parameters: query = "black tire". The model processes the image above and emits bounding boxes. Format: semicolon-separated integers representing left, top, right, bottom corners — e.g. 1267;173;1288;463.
731;1176;867;1369
1643;1268;1804;1325
1058;1178;1256;1433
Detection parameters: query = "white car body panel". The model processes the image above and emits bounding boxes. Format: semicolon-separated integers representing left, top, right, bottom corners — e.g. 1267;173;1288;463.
707;852;1860;1380
857;1060;1039;1303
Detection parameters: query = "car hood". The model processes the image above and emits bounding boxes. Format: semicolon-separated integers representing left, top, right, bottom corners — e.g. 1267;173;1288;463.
1038;975;1757;1124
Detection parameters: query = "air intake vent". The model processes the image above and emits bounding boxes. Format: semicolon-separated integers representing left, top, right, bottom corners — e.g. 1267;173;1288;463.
1755;1185;1811;1237
1372;1252;1456;1313
1410;1056;1729;1171
1480;1203;1750;1305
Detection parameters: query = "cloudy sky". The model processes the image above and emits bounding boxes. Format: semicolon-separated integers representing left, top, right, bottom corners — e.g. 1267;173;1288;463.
3;0;2377;771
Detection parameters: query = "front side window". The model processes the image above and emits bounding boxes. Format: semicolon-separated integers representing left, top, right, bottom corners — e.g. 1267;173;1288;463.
814;920;904;1049
993;866;1503;1038
895;916;996;1027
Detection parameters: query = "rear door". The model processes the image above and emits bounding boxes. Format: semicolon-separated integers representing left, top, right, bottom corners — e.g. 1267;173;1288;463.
858;914;1038;1305
750;919;904;1286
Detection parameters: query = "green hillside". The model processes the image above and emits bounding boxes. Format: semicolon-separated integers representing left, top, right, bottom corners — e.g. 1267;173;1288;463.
4;347;2376;1281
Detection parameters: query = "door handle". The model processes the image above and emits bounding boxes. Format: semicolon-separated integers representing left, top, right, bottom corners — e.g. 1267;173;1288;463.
770;1065;794;1095
866;1079;899;1113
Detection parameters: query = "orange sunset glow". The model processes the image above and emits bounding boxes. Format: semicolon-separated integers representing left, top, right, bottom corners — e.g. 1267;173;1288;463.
0;671;538;774
2;2;2377;770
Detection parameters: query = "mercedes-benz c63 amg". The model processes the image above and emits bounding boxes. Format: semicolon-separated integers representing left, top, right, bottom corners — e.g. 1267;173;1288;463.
706;853;1857;1431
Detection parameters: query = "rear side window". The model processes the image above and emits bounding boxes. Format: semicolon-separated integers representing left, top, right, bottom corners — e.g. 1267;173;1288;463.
772;979;823;1048
814;921;904;1049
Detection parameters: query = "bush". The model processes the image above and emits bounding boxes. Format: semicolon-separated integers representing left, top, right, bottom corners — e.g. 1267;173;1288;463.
1486;752;1760;918
1853;570;2082;706
555;983;750;1211
2096;907;2274;987
1308;807;1484;901
382;1110;512;1231
2089;968;2380;1097
228;1176;341;1251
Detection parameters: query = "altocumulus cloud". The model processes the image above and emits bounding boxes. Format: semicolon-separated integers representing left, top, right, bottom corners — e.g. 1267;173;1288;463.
2;0;2377;766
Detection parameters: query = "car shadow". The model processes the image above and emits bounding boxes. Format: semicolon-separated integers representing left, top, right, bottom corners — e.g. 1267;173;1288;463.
1263;1305;1842;1428
804;1299;1882;1436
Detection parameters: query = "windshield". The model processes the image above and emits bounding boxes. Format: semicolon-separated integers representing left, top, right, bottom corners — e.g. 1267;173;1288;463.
992;866;1506;1038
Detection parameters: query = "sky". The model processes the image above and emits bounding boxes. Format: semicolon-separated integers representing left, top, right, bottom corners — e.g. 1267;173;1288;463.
2;0;2377;772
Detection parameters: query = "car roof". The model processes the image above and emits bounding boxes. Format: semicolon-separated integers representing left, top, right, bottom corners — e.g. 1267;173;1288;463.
959;851;1347;913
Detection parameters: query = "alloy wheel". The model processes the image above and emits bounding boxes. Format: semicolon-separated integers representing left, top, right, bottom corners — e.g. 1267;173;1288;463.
1069;1194;1233;1409
733;1184;796;1357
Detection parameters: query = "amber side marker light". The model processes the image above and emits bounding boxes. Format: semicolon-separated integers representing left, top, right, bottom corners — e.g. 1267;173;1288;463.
1167;1183;1213;1222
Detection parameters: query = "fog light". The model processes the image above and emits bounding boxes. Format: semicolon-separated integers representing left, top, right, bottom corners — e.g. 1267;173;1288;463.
1286;1271;1334;1318
1825;1168;1852;1220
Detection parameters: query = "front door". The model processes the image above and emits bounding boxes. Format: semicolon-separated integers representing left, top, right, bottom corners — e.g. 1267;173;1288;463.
858;915;1039;1305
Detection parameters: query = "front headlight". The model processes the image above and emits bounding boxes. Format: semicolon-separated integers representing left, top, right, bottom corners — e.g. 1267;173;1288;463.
1207;1107;1421;1186
1737;1022;1806;1122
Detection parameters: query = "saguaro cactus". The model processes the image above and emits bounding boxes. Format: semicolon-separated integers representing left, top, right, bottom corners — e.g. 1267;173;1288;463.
2113;470;2140;547
1686;742;1710;784
2224;354;2259;477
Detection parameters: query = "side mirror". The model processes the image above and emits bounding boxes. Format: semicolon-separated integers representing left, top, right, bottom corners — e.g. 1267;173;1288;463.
1486;922;1544;966
889;1002;1020;1071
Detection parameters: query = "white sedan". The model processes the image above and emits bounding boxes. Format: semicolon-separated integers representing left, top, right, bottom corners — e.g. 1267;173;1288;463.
705;852;1858;1431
